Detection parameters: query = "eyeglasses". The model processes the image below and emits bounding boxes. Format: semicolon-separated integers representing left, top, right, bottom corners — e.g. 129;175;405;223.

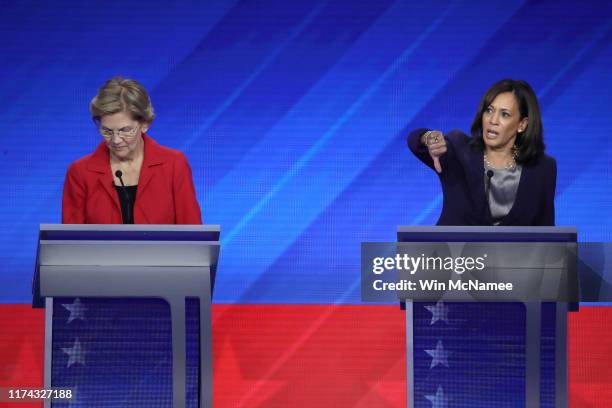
98;125;140;140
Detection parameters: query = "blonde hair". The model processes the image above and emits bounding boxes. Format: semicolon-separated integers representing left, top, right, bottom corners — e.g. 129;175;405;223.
90;77;155;124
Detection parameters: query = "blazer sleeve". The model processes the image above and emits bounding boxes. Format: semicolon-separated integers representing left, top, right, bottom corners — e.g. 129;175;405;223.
173;152;203;225
406;128;468;173
537;157;557;226
407;128;436;170
62;161;86;224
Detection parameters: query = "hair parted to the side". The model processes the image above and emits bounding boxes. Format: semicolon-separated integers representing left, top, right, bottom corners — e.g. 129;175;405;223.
470;79;545;165
90;77;155;124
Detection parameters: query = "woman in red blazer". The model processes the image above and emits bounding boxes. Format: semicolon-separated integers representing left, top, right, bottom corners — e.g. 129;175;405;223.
62;77;202;224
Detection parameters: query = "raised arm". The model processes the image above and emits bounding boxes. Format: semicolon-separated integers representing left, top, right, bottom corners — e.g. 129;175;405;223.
407;128;447;173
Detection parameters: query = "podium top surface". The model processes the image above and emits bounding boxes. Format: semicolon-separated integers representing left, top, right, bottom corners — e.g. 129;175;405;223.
397;226;577;242
33;225;221;307
40;224;220;242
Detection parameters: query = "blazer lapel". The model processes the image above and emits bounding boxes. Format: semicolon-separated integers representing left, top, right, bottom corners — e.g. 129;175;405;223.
137;134;165;198
87;142;121;213
465;151;493;225
499;164;530;226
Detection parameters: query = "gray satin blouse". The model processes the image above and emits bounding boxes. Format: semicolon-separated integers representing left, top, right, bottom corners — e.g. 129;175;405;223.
485;165;522;224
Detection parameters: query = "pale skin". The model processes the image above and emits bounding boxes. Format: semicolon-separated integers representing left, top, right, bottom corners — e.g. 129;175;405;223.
98;111;148;186
423;92;528;173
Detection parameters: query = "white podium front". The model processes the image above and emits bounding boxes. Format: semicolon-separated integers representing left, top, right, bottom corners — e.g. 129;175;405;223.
33;224;220;408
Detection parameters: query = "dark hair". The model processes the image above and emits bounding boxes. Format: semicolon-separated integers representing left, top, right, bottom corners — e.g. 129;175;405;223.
470;79;544;164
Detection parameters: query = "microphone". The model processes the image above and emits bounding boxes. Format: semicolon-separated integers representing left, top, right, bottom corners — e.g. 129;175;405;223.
486;169;494;209
114;170;125;186
114;170;132;224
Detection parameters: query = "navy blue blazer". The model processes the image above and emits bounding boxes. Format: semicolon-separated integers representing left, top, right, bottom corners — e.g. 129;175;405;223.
407;129;557;226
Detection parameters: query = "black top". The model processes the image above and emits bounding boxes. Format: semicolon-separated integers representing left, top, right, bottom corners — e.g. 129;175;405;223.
114;185;138;224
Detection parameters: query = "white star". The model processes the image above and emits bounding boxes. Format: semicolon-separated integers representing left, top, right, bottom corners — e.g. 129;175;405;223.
62;338;86;368
424;301;449;325
425;340;451;369
62;298;87;323
425;386;449;407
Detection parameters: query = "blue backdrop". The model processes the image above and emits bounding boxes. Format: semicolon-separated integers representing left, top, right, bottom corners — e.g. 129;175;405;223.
1;0;611;304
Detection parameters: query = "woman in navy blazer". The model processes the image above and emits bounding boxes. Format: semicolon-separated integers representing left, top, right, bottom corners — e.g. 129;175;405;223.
62;77;202;224
407;79;556;226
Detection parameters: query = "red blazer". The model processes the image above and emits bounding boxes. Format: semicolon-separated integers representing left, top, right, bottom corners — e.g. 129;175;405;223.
62;134;202;224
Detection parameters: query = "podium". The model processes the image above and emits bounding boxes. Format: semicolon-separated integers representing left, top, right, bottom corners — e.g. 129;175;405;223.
397;226;577;408
32;224;220;408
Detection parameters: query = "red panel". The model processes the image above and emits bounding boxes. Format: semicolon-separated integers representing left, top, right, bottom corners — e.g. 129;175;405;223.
212;305;407;407
1;304;612;407
569;307;612;407
0;305;44;408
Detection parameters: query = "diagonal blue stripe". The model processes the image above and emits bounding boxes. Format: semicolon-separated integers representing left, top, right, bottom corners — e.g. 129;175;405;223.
411;194;443;225
222;2;457;245
538;20;612;99
180;1;329;153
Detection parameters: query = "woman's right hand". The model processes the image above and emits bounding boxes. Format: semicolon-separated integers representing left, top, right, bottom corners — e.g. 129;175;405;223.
422;130;446;173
